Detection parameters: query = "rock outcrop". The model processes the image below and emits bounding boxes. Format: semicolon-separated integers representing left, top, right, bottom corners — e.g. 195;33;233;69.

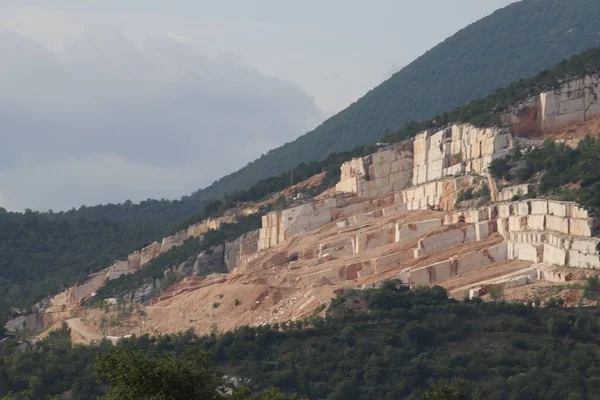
336;123;511;198
412;124;511;185
336;142;414;197
505;74;600;136
224;231;259;272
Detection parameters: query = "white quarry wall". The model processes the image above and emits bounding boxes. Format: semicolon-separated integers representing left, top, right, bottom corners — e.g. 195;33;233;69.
467;268;538;299
540;75;600;133
395;219;443;242
417;225;477;254
505;75;600;136
404;242;507;288
396;176;474;211
258;197;396;251
372;249;415;274
336;142;414;197
337;123;512;200
455;199;600;270
353;228;395;253
412;124;511;186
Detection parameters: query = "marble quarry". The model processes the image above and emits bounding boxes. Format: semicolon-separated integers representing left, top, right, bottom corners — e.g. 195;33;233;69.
505;74;600;136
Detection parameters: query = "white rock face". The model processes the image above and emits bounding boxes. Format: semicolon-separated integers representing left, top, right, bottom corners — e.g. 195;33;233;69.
482;200;600;269
337;123;511;200
336;142;413;197
540;76;600;133
258;196;395;251
412;124;510;186
506;74;600;135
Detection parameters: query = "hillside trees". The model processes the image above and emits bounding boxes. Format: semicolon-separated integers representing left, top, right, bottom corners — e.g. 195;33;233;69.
488;137;600;207
2;285;600;398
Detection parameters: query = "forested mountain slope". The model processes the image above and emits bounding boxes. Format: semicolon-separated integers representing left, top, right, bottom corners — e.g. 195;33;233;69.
192;0;600;201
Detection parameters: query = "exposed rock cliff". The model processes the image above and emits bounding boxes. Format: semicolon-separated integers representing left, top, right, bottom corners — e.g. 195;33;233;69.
505;74;600;137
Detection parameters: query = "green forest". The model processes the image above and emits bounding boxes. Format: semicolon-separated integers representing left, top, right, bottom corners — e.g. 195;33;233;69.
2;283;600;399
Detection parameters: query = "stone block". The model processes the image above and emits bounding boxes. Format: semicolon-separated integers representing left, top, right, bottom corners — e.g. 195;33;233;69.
517;201;531;217
509;242;543;263
336;220;349;228
572;204;590;219
542;244;567;267
475;220;497;241
371;163;391;179
454;243;507;276
568;251;600;270
373;249;414;274
426;159;445;182
546;215;570;235
357;267;373;278
571;238;600;254
570;218;594;237
418;225;476;253
548;201;568;217
528;214;546;231
410;267;432;286
498;203;512;219
396;219;443;242
508;216;525;232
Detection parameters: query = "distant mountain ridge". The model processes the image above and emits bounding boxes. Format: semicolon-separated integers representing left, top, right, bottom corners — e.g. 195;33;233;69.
192;0;600;201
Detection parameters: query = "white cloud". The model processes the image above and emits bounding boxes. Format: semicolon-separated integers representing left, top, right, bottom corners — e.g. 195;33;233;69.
0;23;324;211
0;155;211;212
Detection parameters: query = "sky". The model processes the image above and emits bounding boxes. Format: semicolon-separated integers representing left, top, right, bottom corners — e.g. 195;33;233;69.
0;0;517;212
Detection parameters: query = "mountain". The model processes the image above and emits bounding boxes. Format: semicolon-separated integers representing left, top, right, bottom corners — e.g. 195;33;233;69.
192;0;600;201
3;0;600;319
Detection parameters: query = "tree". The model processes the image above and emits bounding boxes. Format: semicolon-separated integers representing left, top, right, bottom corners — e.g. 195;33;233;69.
96;347;224;400
95;347;300;400
422;379;481;400
488;286;504;301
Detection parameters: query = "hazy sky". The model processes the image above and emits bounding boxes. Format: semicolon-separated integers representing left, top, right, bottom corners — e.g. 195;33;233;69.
0;0;517;211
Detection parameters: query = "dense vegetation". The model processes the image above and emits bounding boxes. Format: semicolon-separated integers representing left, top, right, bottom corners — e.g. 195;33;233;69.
0;208;165;316
186;0;600;203
3;283;600;399
489;137;600;208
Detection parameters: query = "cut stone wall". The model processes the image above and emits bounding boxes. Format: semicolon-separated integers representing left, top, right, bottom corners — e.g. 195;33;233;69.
417;225;477;254
467;268;538;299
456;199;600;270
396;176;475;211
412;124;511;186
396;219;443;242
402;242;507;288
504;74;600;136
352;227;395;253
336;142;414;197
258;196;397;251
224;231;260;272
336;123;512;200
372;249;415;274
497;184;533;202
